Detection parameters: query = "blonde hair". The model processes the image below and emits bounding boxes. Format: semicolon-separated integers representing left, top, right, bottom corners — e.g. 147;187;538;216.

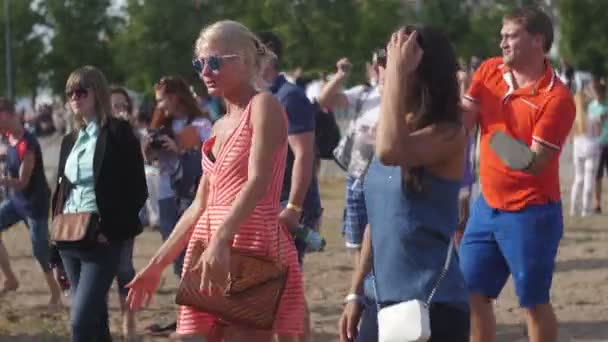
194;20;275;89
65;65;112;130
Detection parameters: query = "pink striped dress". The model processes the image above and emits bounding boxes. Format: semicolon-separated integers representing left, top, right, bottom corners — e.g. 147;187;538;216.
176;98;305;336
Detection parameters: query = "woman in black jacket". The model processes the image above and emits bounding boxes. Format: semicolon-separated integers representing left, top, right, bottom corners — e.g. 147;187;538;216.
51;65;147;342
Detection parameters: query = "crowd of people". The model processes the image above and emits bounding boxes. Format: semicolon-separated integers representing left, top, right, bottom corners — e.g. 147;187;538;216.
0;4;580;342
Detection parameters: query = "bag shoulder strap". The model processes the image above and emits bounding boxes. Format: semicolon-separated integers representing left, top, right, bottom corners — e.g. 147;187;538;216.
53;177;66;217
370;231;454;309
424;238;454;307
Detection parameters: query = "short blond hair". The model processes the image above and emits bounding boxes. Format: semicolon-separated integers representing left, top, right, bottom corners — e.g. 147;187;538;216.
194;20;275;88
65;65;112;130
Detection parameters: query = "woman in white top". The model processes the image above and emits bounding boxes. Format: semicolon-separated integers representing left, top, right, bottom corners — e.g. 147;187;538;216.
570;83;604;216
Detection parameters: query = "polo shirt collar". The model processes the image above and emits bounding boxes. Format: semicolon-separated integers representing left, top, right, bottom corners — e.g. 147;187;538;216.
499;59;556;97
270;74;287;94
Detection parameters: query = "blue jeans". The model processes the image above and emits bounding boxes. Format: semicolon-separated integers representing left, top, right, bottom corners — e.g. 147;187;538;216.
115;238;135;297
159;197;183;276
0;199;51;272
59;241;123;342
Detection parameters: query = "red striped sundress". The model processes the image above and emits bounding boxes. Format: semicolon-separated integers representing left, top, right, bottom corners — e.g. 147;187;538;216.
176;97;305;336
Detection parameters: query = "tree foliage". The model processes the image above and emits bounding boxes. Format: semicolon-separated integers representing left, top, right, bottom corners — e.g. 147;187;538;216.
2;0;600;101
0;0;45;101
111;0;404;93
111;0;210;93
41;0;120;95
559;0;608;74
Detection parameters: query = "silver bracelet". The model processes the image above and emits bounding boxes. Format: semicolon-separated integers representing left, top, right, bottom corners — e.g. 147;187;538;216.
343;293;363;305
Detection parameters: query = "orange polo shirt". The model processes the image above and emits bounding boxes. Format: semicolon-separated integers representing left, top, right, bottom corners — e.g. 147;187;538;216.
465;57;575;211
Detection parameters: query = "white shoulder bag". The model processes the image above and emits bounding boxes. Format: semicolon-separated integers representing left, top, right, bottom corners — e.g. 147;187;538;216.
375;239;454;342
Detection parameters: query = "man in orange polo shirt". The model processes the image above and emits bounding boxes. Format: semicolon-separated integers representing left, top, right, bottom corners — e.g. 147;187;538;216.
459;6;575;342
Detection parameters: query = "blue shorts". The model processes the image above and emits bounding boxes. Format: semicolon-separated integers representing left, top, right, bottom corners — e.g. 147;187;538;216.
459;195;563;308
0;200;51;272
342;176;368;249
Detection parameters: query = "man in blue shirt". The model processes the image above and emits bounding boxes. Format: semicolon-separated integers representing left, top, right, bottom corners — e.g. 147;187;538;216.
0;98;61;307
259;31;321;342
259;31;323;255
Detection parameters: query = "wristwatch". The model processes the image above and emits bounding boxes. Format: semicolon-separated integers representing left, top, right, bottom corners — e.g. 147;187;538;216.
343;293;363;305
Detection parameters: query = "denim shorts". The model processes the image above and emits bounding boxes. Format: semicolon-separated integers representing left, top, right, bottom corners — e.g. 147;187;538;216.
459;195;563;307
342;175;368;249
0;199;51;272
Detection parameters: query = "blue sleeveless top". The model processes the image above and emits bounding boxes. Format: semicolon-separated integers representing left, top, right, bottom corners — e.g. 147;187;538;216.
365;157;468;310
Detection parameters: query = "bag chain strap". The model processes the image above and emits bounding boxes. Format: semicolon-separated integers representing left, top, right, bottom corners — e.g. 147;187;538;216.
371;236;454;310
424;238;454;307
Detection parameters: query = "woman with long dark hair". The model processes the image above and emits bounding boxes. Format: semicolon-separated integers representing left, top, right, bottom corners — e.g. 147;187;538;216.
339;25;469;341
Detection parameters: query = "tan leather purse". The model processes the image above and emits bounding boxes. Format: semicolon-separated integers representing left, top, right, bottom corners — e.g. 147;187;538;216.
50;177;101;246
175;214;288;330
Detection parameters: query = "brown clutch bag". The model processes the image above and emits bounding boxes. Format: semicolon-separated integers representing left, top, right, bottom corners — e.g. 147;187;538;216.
175;224;288;330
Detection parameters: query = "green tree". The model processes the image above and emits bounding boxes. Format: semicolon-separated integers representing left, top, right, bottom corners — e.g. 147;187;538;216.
41;0;120;95
0;0;46;104
229;0;403;83
112;0;214;94
559;0;608;74
414;0;472;58
410;0;516;61
113;0;405;93
460;5;505;60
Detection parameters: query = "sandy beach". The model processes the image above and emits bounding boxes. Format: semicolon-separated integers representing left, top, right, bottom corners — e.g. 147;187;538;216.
0;135;607;341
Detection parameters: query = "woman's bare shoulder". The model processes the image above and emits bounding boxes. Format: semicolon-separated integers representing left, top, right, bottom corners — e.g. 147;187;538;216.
250;92;286;123
251;91;283;112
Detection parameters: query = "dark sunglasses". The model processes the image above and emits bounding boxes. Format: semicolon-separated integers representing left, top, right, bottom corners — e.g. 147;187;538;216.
192;54;240;74
65;87;89;99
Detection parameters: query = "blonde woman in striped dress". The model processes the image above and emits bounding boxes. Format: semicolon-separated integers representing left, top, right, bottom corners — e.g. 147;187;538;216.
126;20;305;342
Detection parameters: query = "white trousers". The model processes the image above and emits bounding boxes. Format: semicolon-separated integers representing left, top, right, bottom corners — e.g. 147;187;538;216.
144;165;161;226
570;135;599;216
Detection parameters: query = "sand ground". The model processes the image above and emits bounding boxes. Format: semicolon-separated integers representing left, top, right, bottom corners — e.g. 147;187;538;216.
0;136;607;342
